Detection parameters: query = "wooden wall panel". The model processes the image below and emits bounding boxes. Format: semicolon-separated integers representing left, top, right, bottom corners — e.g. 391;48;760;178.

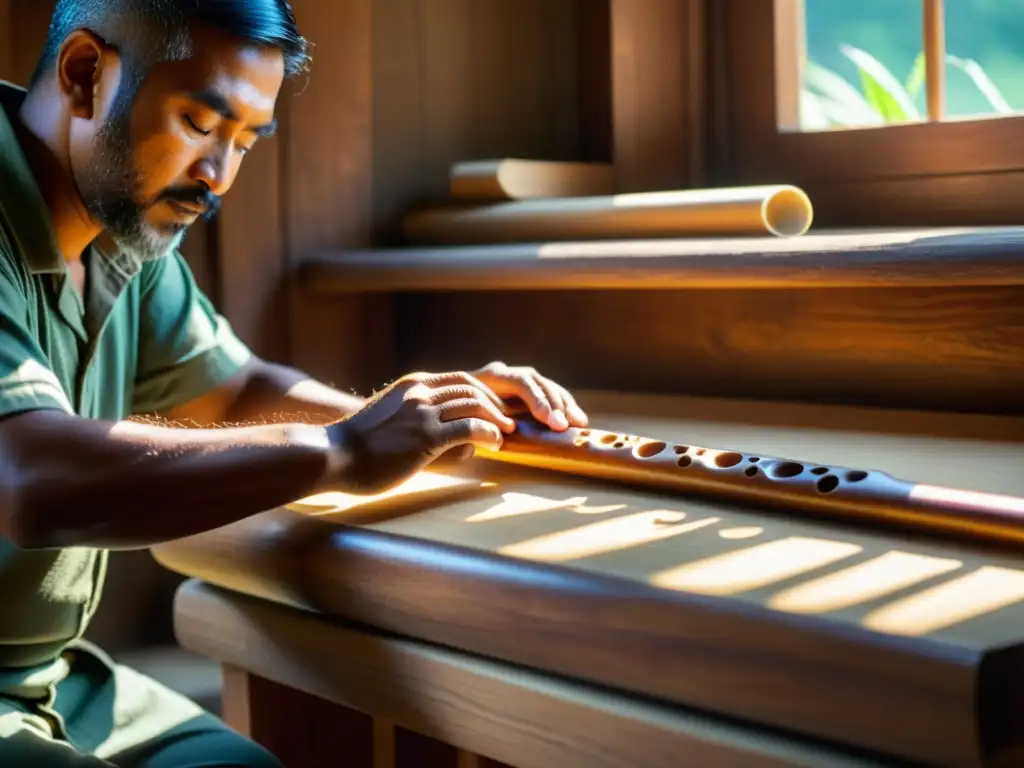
0;1;12;82
576;0;613;163
213;139;287;360
370;0;581;244
223;667;376;768
610;0;707;191
178;223;216;303
279;0;587;389
282;0;395;391
396;286;1024;416
370;0;425;247
9;1;52;86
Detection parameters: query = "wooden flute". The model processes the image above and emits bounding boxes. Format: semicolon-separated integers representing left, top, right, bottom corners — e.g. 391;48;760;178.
476;419;1024;546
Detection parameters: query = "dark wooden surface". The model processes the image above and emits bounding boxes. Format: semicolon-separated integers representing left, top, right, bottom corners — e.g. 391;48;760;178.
300;227;1024;292
222;664;510;768
179;581;881;768
154;393;1024;766
394;284;1024;416
801;171;1024;228
222;665;376;768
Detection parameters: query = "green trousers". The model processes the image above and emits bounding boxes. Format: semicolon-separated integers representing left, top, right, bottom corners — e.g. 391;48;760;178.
0;641;281;767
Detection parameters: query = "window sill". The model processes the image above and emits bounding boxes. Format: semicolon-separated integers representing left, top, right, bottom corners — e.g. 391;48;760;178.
298;226;1024;293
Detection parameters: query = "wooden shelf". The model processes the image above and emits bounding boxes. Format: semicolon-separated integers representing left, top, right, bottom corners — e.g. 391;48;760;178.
299;226;1024;294
154;392;1024;766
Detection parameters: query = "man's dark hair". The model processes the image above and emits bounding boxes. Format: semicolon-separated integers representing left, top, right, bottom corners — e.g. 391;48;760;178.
32;0;310;85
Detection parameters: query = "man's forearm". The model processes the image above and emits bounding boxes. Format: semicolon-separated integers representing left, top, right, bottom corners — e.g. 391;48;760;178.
2;410;342;551
234;362;365;423
189;360;366;427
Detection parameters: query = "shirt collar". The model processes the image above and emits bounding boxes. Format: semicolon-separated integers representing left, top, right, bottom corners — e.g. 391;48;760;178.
0;82;65;274
0;81;143;283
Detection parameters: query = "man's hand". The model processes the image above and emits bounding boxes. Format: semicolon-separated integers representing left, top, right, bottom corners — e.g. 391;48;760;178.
321;364;586;494
472;361;587;431
324;370;513;494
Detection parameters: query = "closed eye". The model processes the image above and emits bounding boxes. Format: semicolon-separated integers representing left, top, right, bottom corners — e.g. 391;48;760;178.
184;114;211;136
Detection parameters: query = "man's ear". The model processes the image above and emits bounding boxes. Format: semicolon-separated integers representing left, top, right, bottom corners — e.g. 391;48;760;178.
56;29;119;120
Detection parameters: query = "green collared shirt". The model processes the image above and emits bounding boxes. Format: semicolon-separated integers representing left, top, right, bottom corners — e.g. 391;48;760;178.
0;83;252;684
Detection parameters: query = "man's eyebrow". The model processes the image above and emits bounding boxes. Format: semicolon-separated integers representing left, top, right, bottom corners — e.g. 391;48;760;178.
188;89;278;137
253;118;278;138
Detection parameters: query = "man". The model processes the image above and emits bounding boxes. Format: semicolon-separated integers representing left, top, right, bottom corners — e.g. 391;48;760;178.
0;1;588;765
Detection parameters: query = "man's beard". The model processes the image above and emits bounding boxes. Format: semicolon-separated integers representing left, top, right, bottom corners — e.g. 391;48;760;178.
76;88;220;263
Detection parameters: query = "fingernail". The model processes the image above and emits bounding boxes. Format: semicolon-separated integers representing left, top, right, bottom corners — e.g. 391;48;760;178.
550;410;569;430
568;405;588;425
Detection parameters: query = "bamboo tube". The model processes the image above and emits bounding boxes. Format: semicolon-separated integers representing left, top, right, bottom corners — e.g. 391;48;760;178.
402;185;814;244
476;420;1024;548
450;159;617;201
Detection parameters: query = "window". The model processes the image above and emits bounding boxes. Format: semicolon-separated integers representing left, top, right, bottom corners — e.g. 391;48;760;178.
723;0;1024;217
796;0;1024;132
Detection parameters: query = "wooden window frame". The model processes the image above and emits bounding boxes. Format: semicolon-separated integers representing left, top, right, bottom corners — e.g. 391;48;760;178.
723;1;1024;191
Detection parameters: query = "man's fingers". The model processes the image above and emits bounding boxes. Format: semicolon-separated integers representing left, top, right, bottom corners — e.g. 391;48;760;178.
427;387;515;433
433;417;504;454
503;373;555;426
550;381;588;427
421;372;505;411
417;367;583;432
533;375;570;430
435;397;515;433
435;444;476;463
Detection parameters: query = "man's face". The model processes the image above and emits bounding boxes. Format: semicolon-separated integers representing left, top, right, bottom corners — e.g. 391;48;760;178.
76;26;284;261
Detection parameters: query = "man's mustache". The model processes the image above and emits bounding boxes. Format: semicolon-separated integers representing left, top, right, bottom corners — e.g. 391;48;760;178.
159;186;222;221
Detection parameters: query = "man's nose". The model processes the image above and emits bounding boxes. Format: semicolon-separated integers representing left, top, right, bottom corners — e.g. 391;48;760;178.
189;154;230;197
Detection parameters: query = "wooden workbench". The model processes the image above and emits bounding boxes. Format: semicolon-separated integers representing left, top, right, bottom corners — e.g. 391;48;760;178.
153;392;1024;767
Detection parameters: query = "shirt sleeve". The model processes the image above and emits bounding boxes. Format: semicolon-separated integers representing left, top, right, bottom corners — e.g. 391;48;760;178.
0;253;74;417
131;250;253;415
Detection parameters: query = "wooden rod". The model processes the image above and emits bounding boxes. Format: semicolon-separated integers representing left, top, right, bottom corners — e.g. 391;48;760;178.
478;419;1024;548
923;0;945;121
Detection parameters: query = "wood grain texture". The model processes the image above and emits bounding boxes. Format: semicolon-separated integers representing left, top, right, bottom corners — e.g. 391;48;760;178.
803;171;1024;228
281;0;583;386
395;285;1024;415
159;487;1019;766
300;227;1024;292
610;0;706;191
370;0;426;247
177;581;880;768
704;0;736;187
214;134;288;361
372;0;581;241
282;0;396;389
153;392;1024;766
222;665;375;768
476;419;1024;548
575;0;613;164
